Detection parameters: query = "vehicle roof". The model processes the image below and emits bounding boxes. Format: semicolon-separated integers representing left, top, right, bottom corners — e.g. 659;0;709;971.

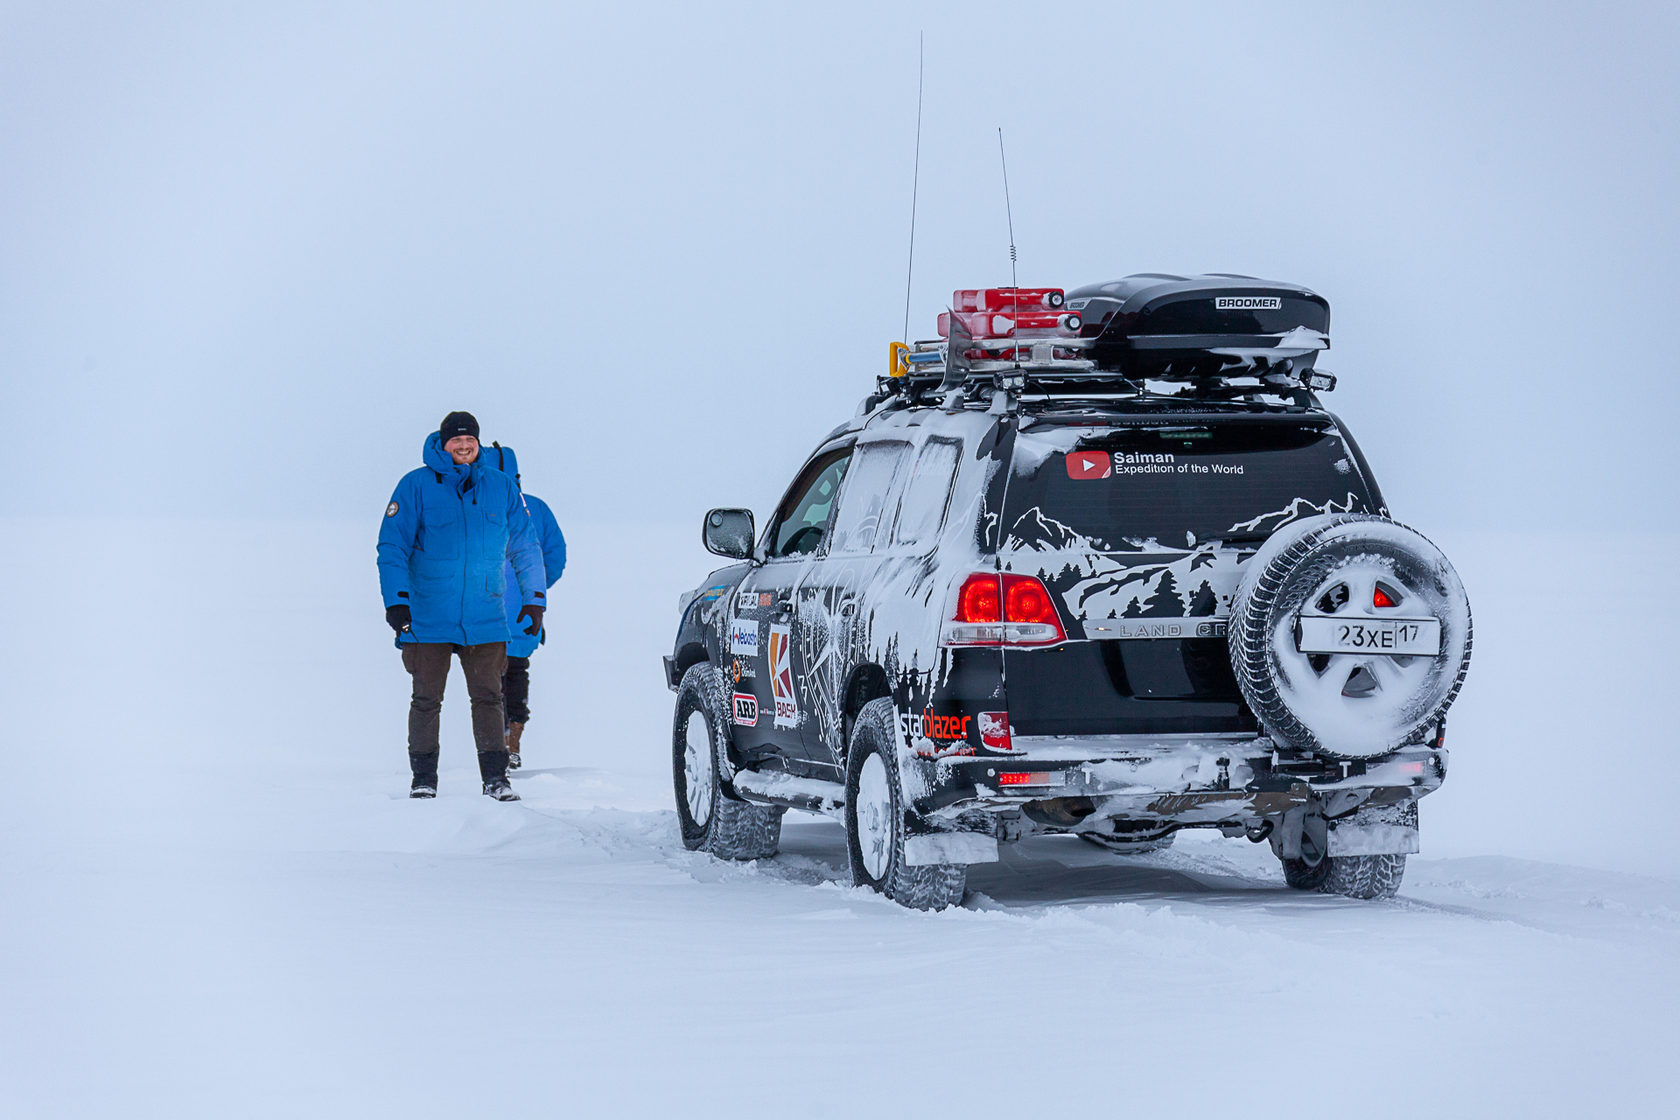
835;394;1334;438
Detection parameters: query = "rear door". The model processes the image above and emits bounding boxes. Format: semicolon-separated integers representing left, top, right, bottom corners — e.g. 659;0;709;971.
999;419;1379;737
797;438;913;765
728;444;852;770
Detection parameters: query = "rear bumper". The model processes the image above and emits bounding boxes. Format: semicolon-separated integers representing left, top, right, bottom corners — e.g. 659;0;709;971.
915;733;1446;829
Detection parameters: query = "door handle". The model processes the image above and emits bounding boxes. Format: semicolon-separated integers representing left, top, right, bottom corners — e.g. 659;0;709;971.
776;593;794;614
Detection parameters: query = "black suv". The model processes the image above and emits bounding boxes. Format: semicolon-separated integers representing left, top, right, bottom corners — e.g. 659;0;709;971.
665;275;1472;910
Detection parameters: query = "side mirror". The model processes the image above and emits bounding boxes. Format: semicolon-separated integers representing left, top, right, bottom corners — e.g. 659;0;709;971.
702;508;755;559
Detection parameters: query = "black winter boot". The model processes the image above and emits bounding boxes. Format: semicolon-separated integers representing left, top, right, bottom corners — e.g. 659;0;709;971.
478;750;519;801
410;752;439;799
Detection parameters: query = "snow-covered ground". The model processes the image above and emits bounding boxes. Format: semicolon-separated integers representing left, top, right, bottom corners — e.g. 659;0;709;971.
3;519;1677;1118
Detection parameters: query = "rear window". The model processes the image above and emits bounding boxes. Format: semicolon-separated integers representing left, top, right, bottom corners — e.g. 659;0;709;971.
891;438;961;548
1006;424;1375;549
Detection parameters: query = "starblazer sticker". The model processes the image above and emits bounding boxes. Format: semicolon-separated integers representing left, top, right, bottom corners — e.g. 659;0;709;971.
769;624;798;729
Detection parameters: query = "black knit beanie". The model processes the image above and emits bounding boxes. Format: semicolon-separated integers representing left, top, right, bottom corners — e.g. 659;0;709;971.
439;411;480;444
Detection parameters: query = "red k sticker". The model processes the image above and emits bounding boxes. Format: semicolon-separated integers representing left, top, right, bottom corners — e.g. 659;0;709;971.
1066;451;1112;480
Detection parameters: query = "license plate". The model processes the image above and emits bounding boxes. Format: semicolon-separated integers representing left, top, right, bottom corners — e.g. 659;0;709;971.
1296;616;1441;656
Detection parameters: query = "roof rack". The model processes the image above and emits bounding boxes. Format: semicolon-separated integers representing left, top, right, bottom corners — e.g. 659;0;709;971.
873;278;1338;413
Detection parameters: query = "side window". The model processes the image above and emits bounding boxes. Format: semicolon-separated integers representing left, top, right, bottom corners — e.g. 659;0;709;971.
891;438;961;548
829;441;911;554
769;448;852;559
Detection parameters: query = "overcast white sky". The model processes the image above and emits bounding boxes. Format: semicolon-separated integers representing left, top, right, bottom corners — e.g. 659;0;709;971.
3;1;1676;532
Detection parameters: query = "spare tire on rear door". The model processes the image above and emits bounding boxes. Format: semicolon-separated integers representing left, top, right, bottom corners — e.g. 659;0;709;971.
1229;514;1472;759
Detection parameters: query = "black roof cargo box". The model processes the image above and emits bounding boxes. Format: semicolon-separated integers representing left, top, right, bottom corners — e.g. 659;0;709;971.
1067;274;1330;379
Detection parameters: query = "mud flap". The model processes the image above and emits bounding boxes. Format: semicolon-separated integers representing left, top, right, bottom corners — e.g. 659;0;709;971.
1327;801;1420;856
904;833;999;867
1272;806;1329;863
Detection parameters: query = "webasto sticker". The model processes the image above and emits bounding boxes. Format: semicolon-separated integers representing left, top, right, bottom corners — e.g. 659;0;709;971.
729;620;759;657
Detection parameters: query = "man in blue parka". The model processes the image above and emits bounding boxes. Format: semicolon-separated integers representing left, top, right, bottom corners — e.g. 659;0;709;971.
481;443;566;769
377;411;546;801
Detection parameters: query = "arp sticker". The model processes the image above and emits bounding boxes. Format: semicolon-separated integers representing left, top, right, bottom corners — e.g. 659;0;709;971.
769;624;797;729
386;501;400;517
732;692;759;727
1065;451;1111;481
729;619;759;657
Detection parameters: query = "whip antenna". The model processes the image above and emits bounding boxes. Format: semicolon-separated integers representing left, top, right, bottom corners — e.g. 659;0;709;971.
998;127;1019;366
902;33;924;343
998;127;1017;289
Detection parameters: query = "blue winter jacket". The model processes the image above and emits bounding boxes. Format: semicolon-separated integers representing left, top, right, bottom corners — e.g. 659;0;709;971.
377;432;546;646
481;444;567;657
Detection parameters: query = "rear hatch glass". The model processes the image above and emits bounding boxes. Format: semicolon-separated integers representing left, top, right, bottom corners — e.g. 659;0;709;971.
1009;422;1375;556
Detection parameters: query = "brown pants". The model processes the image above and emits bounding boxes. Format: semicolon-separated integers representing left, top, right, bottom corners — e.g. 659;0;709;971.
402;642;509;769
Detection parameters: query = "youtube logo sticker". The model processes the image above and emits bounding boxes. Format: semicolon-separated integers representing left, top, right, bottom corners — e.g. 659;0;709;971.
1065;451;1112;480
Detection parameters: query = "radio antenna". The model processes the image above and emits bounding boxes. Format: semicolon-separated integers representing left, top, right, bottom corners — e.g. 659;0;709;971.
998;127;1019;367
998;127;1017;289
901;34;924;344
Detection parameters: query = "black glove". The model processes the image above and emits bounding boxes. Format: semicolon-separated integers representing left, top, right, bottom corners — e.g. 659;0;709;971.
386;605;412;634
516;604;544;636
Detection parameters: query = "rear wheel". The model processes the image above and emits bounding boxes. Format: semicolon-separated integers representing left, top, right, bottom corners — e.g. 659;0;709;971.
672;664;782;860
1321;853;1406;899
1279;852;1405;899
1280;856;1331;890
844;698;965;911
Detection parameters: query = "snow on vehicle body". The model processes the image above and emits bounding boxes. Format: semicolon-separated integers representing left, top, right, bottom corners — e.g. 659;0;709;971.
666;275;1471;908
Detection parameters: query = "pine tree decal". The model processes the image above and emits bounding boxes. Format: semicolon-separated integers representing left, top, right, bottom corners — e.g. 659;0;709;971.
1140;571;1181;618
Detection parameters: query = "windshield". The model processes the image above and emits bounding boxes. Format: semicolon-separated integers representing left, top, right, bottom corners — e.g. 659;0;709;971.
1005;424;1376;551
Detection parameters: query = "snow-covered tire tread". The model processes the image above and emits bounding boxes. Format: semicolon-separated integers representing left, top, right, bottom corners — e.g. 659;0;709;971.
1320;853;1406;900
1230;513;1472;758
672;663;783;861
845;698;966;912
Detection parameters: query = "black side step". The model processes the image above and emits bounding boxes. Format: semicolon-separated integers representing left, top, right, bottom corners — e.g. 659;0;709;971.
731;770;846;815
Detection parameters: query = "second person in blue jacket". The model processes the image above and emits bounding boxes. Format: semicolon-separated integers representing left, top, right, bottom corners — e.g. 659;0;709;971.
481;443;566;769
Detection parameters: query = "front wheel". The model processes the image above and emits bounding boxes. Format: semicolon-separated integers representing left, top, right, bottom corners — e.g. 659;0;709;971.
672;664;782;860
844;698;965;912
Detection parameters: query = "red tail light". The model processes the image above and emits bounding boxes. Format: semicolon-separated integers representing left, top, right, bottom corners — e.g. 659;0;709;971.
945;574;1066;647
1373;584;1398;609
956;573;1002;623
1004;575;1056;626
997;772;1033;786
